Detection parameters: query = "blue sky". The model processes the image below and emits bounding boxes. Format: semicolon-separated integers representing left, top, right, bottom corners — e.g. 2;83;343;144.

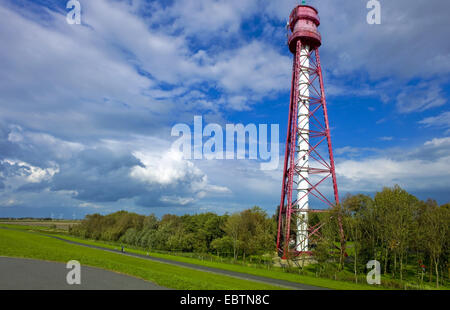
0;0;449;219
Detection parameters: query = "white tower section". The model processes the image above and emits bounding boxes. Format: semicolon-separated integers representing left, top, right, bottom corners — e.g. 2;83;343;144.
296;44;310;252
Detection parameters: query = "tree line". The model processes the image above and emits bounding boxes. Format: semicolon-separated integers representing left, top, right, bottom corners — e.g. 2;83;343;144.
69;185;449;287
314;185;449;287
69;206;276;260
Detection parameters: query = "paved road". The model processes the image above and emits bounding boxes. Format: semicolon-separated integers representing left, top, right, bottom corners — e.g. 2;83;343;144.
0;257;166;290
48;235;327;290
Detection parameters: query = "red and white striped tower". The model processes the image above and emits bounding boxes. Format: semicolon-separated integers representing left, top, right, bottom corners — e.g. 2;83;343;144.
276;4;344;258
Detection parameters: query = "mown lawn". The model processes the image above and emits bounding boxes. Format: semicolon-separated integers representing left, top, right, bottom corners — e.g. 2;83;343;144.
0;227;282;290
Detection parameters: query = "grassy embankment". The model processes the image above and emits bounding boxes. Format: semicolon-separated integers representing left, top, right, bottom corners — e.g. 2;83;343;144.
4;222;444;290
56;234;387;290
0;223;379;290
0;226;282;290
47;231;450;290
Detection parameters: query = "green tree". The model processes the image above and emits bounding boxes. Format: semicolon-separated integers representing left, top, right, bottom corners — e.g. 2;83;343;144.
374;185;417;280
223;213;242;260
211;236;234;257
422;204;449;287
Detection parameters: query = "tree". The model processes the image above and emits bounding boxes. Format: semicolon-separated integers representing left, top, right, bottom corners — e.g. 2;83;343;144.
342;194;367;283
240;207;275;259
374;185;417;280
211;236;234;257
313;211;341;277
223;213;242;260
422;204;449;287
222;207;275;261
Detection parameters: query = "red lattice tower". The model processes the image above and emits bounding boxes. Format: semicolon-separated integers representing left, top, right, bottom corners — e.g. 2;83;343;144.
276;4;344;258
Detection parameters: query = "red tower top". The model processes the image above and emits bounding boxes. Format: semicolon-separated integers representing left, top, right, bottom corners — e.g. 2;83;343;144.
288;5;321;54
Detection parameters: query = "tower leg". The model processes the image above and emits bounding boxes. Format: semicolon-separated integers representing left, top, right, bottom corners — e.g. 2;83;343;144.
315;49;345;259
276;57;297;255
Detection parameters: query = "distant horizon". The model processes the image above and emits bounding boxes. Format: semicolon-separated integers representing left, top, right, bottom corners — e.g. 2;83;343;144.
1;186;448;221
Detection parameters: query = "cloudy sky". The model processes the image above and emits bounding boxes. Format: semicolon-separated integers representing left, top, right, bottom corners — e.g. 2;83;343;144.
0;0;449;219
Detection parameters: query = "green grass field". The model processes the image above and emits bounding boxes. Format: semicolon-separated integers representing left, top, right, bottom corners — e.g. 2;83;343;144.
0;223;380;290
0;227;282;290
53;233;383;290
3;223;443;290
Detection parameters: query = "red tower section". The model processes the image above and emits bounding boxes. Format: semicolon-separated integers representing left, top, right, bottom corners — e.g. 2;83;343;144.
276;5;344;258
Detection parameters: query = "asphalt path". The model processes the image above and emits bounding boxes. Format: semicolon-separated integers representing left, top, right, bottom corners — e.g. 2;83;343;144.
47;234;328;290
0;256;166;290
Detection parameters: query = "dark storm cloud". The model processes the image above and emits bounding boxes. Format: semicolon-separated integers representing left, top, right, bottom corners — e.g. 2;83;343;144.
16;181;50;193
0;123;215;208
49;148;145;202
0;124;22;161
46;146;209;207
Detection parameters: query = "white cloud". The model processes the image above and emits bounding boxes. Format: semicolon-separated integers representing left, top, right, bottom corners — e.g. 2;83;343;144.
336;137;450;193
80;0;290;108
79;202;102;209
0;0;294;141
264;0;450;111
211;41;291;96
130;148;231;202
396;82;447;113
130;150;203;186
314;0;450;80
424;137;450;148
419;111;450;130
0;198;20;207
154;0;259;38
1;159;59;184
160;196;195;206
7;125;84;160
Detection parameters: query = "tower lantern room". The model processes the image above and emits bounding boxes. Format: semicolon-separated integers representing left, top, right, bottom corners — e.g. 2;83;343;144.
288;5;322;53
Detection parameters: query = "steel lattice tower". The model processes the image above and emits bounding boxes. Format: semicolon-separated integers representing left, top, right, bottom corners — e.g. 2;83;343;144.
276;4;344;258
